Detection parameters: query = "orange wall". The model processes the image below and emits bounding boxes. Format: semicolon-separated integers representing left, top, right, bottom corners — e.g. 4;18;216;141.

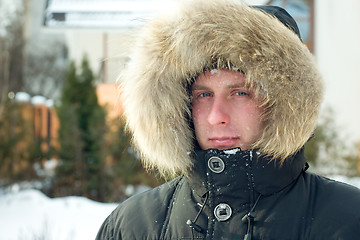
96;83;123;120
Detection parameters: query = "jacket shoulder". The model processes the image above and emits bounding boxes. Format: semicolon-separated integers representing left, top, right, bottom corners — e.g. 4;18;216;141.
307;173;360;202
305;173;360;238
96;177;184;240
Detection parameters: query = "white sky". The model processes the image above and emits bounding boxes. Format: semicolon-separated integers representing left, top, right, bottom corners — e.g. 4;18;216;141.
0;0;19;36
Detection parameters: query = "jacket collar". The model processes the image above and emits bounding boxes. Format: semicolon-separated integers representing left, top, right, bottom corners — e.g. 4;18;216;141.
187;147;307;200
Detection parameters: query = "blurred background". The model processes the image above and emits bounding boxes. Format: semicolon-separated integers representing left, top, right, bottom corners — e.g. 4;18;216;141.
0;0;359;238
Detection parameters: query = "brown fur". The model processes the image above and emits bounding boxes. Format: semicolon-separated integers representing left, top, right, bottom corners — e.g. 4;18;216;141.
119;0;323;177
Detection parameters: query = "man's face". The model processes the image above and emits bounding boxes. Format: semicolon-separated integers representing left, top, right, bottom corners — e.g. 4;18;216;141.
191;69;265;151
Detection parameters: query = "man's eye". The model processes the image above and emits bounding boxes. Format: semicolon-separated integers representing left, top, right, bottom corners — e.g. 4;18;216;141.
235;91;248;96
200;92;212;97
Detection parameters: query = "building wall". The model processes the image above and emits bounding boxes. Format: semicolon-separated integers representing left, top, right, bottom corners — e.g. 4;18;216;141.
65;29;134;83
96;83;123;120
22;102;60;155
315;0;360;144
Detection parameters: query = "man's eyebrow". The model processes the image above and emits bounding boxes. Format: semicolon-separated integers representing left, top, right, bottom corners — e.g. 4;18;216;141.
191;83;247;91
191;84;210;91
228;83;247;89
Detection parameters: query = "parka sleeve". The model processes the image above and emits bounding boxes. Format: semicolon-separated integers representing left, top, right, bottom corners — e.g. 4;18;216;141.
95;214;120;240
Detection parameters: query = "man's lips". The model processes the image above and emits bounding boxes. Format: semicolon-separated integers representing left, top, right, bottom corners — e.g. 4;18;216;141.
209;137;240;141
208;137;240;147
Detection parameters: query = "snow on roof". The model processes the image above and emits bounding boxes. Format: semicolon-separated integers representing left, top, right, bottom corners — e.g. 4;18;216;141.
46;0;165;13
44;0;175;28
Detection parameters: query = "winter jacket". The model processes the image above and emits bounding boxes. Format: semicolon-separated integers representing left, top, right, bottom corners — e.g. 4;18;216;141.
97;0;360;239
96;148;360;239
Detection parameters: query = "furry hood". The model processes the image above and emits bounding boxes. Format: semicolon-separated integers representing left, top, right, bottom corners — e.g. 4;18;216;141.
120;0;323;177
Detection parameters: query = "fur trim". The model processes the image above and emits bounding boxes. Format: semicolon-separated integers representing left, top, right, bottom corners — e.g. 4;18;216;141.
120;0;323;177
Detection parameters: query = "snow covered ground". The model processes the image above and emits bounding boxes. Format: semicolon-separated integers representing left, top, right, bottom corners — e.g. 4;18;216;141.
0;176;360;240
0;189;118;240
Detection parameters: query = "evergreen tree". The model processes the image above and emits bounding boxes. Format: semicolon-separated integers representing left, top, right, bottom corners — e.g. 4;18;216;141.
305;107;360;176
55;56;107;201
0;100;37;184
103;117;165;202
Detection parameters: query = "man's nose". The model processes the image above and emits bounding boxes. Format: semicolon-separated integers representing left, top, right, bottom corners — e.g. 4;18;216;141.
207;97;230;125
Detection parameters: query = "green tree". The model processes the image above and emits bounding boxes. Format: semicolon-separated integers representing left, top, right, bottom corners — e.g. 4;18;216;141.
102;117;165;202
305;108;360;176
0;100;37;184
55;56;107;201
0;0;26;117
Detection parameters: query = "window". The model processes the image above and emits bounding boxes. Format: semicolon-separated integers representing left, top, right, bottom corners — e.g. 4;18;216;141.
267;0;314;52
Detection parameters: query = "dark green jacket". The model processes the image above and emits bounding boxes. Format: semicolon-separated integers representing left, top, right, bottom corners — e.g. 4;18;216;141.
96;149;360;239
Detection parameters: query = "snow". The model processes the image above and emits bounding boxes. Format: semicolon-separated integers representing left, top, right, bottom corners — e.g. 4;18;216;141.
0;176;359;240
15;92;31;102
210;69;218;75
44;0;177;28
223;148;241;155
31;96;47;105
0;189;118;240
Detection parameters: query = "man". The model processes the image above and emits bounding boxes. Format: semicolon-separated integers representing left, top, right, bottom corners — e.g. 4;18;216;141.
96;0;360;239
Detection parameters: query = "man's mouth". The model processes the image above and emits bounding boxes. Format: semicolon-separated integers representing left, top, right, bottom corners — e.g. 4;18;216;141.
208;137;240;149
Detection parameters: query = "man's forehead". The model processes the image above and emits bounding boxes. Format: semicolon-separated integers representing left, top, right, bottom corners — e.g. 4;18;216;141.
192;69;247;87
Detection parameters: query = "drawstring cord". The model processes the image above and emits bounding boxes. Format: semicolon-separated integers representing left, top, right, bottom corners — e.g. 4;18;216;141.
186;192;209;239
241;194;262;240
